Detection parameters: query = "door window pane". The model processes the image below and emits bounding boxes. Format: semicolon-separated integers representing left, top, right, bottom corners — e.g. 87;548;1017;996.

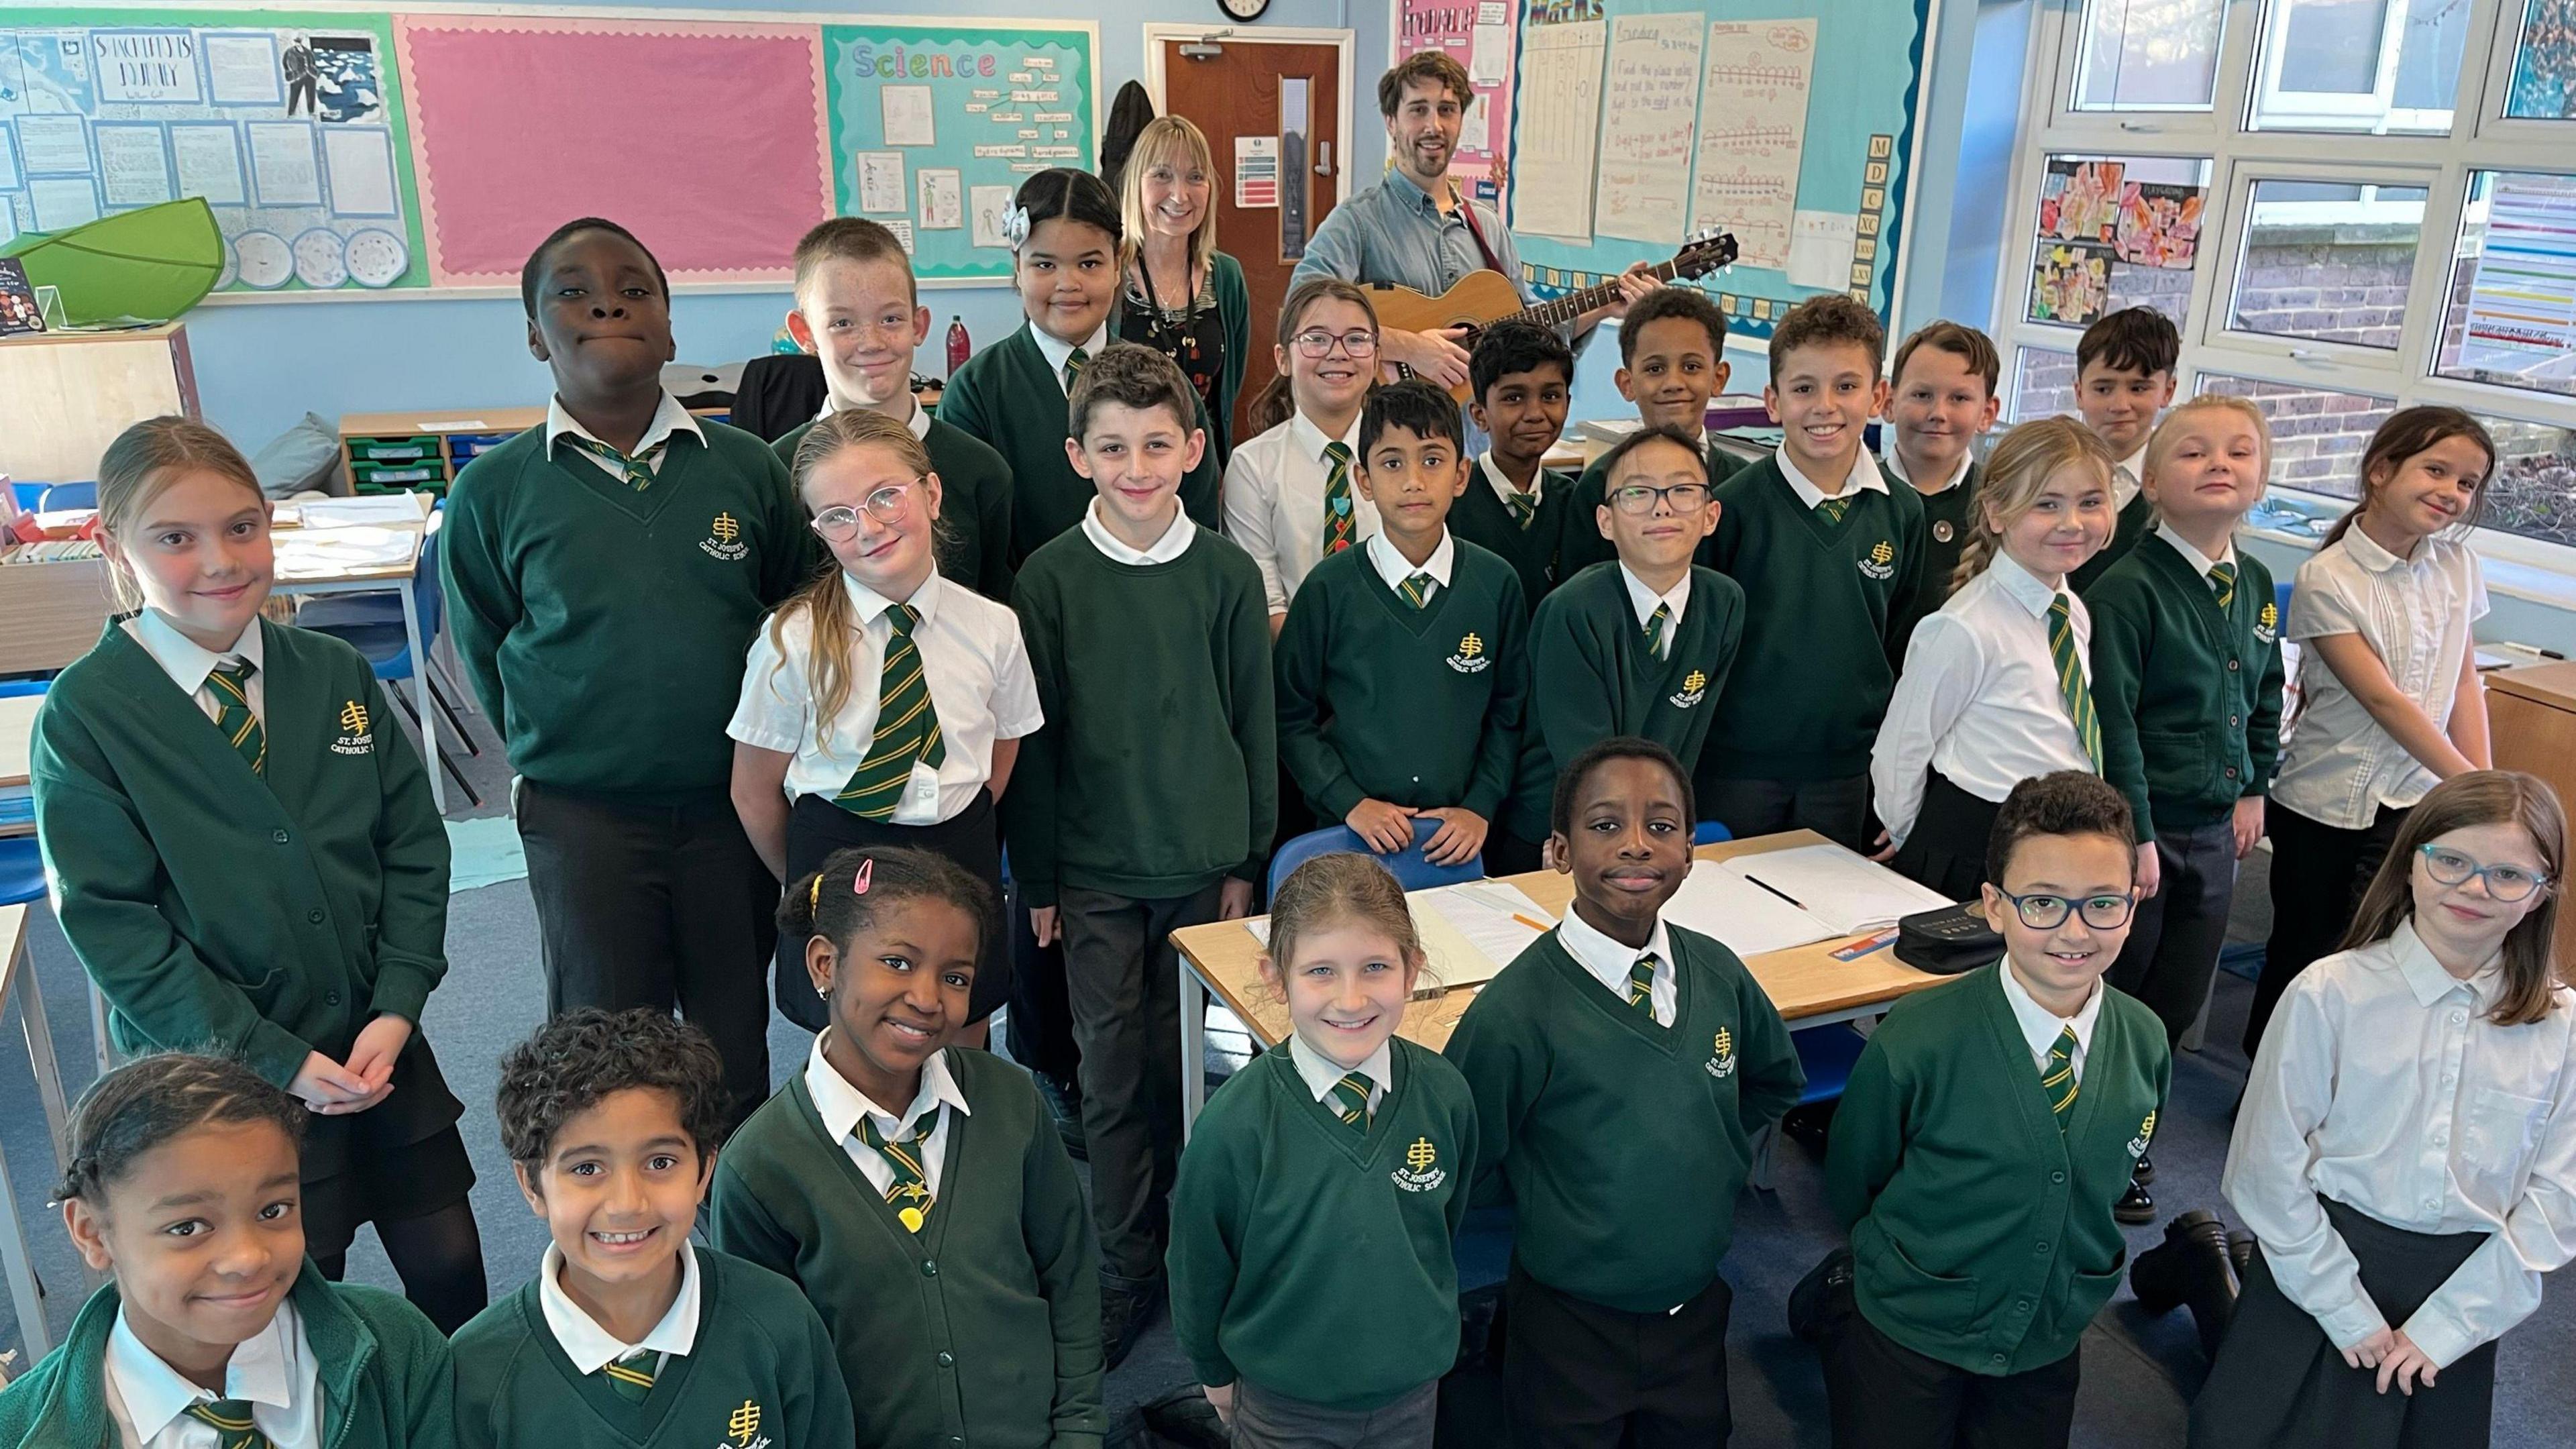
2011;346;2080;422
2481;413;2576;548
2227;181;2426;348
2196;372;2397;495
2076;0;2229;110
2434;170;2576;402
2251;0;2465;133
2029;155;2212;329
2506;0;2576;119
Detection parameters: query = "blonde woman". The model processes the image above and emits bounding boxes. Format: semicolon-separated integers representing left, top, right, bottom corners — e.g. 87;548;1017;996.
1116;115;1252;462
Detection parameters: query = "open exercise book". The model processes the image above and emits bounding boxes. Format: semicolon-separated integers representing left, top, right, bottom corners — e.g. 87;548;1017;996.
1666;843;1953;955
1244;879;1557;997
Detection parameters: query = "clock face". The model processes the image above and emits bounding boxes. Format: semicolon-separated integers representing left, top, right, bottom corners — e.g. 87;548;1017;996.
232;230;292;290
293;227;350;288
1219;0;1269;19
345;227;410;288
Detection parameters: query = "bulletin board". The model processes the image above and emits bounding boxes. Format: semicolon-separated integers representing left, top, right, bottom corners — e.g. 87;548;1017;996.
1495;0;1939;342
0;5;1095;298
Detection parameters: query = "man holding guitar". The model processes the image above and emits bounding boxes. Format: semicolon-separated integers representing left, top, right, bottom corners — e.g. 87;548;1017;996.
1294;50;1659;389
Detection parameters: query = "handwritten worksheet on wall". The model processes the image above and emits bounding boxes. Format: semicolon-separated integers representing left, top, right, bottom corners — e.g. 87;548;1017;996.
1690;18;1815;270
1593;12;1701;245
1509;12;1603;243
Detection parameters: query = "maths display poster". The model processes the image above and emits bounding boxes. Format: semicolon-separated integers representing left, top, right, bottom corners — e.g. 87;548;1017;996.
1395;0;1517;206
822;23;1096;283
0;11;426;291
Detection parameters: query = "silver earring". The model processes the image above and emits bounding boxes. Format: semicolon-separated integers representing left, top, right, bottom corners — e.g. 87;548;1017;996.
817;983;830;999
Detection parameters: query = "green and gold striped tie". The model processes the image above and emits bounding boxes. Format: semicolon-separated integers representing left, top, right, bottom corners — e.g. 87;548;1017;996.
1815;494;1852;525
860;1112;939;1232
1643;602;1671;660
2044;1025;2080;1129
1399;571;1436;609
1063;345;1089;392
1627;952;1659;1011
834;604;947;821
2208;560;2237;610
565;434;665;492
1328;1071;1374;1130
1322;441;1356;555
599;1348;656;1403
1506;488;1538;529
182;1399;273;1449
2049;594;2103;772
206;659;264;776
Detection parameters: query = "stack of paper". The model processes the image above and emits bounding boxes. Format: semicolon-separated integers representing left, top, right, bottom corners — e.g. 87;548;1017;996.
1721;843;1953;936
1663;860;1841;957
1242;879;1556;997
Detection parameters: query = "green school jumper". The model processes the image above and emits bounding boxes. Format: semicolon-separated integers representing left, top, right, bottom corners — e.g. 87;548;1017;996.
32;619;447;1089
710;1050;1106;1449
1003;524;1277;908
772;413;1017;599
2068;491;2153;596
935;323;1226;567
1444;925;1803;1311
0;1267;455;1449
1892;457;1980;648
441;421;815;796
1501;561;1743;845
1556;438;1748;577
1275;540;1529;824
1826;965;2172;1374
1169;1040;1479;1411
1703;457;1925;783
452;1246;855;1449
2086;535;2285;844
1448;464;1575;613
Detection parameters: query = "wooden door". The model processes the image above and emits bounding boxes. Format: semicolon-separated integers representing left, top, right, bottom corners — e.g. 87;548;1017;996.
1161;40;1344;449
2485;663;2576;977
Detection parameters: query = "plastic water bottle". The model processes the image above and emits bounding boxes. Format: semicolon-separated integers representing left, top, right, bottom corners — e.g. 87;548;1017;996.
946;315;971;375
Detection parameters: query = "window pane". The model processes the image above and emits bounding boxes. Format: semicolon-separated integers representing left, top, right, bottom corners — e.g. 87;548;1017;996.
2196;373;2396;496
2251;0;2464;133
2227;181;2425;349
2481;413;2576;548
2434;171;2576;402
2011;346;2080;423
2029;155;2212;329
2506;0;2576;119
2076;0;2227;110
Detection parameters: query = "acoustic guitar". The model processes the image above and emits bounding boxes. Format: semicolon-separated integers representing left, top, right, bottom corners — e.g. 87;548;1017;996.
1366;230;1740;402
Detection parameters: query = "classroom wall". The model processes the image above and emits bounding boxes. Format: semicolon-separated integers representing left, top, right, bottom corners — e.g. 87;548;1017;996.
182;0;1387;455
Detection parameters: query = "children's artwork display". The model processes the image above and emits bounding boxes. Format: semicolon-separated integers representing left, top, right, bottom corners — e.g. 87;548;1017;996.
2027;156;2205;327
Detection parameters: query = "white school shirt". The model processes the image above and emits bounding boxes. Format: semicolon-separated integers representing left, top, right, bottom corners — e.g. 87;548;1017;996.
1224;411;1377;614
106;1297;319;1449
2224;920;2576;1368
1997;962;2104;1083
1288;1034;1394;1114
2271;529;2488;829
1872;552;2098;844
2110;444;2147;510
537;1238;702;1377
728;571;1042;824
814;390;932;441
1479;452;1548;513
1080;498;1195;566
1880;446;1972;498
123;608;267;724
1774;443;1891;509
1617;564;1692;659
2155;521;2234;580
804;1032;973;1200
545;391;704;480
1029;321;1111;396
1556;908;1677;1026
1364;528;1455;604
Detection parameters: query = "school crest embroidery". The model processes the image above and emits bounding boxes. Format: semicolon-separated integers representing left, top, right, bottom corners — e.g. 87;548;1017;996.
1705;1026;1737;1079
1391;1136;1448;1193
2255;601;2279;645
330;699;374;757
1858;539;1896;580
1932;519;1954;544
2129;1110;2157;1159
721;1399;771;1449
700;511;749;561
1669;668;1709;709
1447;631;1491;674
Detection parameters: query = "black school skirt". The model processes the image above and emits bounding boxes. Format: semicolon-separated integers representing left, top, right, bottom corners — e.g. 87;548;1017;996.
2189;1195;2498;1449
775;789;1012;1031
299;1032;474;1260
1891;771;2002;902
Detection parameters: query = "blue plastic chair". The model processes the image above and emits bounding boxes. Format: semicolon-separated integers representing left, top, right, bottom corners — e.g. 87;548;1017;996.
36;481;96;512
0;678;51;698
0;841;41;908
1267;818;1487;899
1694;819;1733;845
298;521;480;806
5;480;45;513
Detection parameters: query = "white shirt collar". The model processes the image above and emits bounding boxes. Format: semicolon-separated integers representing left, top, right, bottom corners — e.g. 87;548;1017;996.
1287;1033;1395;1104
545;390;703;460
109;1297;300;1441
1366;528;1454;591
1617;561;1691;631
1986;550;2067;619
2154;521;2235;579
843;568;942;629
130;607;264;698
537;1240;702;1373
2111;445;2147;507
1883;445;1972;496
1997;959;2106;1060
816;392;931;441
804;1030;973;1145
1029;321;1111;391
1774;442;1890;510
2387;918;2504;1010
2341;519;2421;572
1080;497;1195;565
1556;907;1674;1002
1289;409;1362;466
1478;452;1546;511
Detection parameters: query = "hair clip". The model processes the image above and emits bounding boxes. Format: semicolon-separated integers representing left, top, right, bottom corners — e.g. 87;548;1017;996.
810;875;823;913
851;857;875;896
1000;202;1032;251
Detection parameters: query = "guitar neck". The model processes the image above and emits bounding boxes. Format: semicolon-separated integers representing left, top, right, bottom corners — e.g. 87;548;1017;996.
1517;257;1692;328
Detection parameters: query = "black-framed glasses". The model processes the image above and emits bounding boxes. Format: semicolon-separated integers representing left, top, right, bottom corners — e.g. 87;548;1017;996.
1992;889;2135;931
809;478;923;541
1608;482;1712;515
2418;845;2551;902
1291;328;1379;359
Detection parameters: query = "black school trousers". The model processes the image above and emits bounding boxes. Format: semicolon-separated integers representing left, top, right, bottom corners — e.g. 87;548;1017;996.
2109;815;2240;1046
1503;1260;1733;1448
516;779;777;1130
1819;1280;2081;1449
1701;772;1874;853
2247;800;2408;1058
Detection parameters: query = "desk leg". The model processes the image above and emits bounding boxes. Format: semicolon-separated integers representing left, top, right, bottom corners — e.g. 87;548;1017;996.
0;1137;52;1359
1179;956;1206;1144
401;588;445;813
16;940;70;1178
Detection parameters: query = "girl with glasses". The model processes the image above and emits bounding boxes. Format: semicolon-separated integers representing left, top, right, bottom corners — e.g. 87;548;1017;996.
728;409;1042;1045
1226;279;1388;638
2197;769;2576;1449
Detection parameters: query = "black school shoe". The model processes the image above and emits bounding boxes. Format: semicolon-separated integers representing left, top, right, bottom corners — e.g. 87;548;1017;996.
1102;1275;1163;1372
2114;1179;2156;1226
2131;1152;2157;1186
1140;1387;1229;1449
1035;1071;1089;1162
2129;1210;2240;1360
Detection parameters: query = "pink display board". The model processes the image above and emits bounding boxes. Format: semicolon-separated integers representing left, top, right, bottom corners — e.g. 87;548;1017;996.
394;15;833;286
1393;0;1518;207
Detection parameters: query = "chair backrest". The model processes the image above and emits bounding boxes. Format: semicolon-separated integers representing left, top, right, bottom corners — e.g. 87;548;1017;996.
38;481;97;512
1267;818;1485;900
416;515;445;641
0;678;50;699
1693;820;1733;846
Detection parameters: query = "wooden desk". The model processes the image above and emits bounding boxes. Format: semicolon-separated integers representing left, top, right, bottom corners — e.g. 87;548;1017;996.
0;551;116;676
2485;662;2576;971
271;494;447;811
1171;830;1950;1131
0;902;74;1357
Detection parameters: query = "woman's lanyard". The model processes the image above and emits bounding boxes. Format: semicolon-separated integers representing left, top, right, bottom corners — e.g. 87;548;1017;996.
1135;259;1203;358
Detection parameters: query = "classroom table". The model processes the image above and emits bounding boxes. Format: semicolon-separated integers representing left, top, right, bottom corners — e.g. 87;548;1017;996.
0;902;72;1358
1;694;35;839
271;492;447;811
1170;830;1954;1136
